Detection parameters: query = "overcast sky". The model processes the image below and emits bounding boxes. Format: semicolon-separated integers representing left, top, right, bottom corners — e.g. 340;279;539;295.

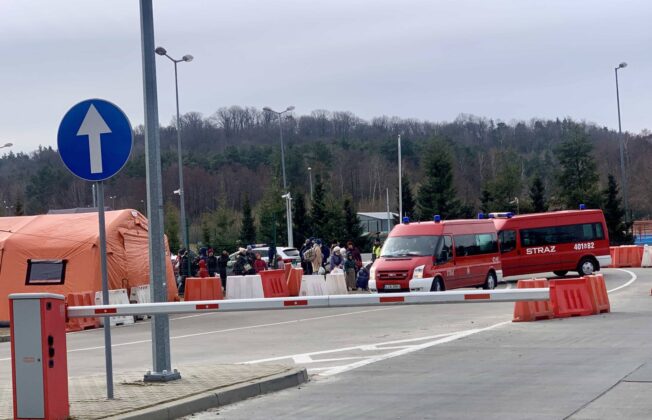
1;0;650;153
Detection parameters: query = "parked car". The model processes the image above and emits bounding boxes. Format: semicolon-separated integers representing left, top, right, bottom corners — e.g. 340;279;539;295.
226;246;301;274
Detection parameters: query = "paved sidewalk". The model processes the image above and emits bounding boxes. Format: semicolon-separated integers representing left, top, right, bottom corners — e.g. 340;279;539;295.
0;364;307;419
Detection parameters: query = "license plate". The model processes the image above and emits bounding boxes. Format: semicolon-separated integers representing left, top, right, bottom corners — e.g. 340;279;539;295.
384;284;400;289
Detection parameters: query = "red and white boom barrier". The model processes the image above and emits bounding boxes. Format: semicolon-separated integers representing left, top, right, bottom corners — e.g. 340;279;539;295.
67;288;550;318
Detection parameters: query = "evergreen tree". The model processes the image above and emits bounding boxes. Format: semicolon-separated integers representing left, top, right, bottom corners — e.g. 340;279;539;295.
310;175;327;239
479;186;493;214
239;195;257;244
257;183;287;245
602;174;633;245
14;197;24;216
416;138;462;220
489;151;522;212
397;174;416;219
529;176;547;212
342;196;363;246
164;202;180;253
554;126;600;208
292;191;310;246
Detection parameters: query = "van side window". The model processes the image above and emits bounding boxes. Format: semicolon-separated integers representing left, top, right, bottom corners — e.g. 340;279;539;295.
437;236;453;263
499;230;517;253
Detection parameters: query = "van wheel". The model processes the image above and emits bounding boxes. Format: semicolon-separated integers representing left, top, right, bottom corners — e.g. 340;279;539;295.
431;277;445;292
553;270;568;277
577;258;596;276
483;271;497;290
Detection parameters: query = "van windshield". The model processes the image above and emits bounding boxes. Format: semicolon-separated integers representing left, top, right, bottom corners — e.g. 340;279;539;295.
381;235;441;257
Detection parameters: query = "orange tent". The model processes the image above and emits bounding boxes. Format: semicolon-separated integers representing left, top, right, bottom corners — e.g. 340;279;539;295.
0;209;177;322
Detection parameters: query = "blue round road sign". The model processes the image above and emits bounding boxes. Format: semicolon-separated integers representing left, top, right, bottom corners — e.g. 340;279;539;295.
57;99;133;181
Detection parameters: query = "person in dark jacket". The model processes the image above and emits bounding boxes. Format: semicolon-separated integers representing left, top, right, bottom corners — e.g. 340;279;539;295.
207;248;218;277
347;241;363;272
233;248;248;275
217;250;229;289
344;252;357;291
356;263;372;291
177;248;190;295
319;239;330;269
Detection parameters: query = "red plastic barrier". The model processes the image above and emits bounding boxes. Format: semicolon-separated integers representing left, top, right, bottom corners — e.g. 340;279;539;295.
259;269;290;298
610;245;643;268
549;278;594;318
512;278;553;322
184;277;223;301
66;291;99;332
585;274;610;314
287;268;303;297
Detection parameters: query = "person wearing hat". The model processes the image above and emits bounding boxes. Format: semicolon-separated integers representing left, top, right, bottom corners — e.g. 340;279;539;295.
330;246;343;271
233;247;249;275
207;248;218;277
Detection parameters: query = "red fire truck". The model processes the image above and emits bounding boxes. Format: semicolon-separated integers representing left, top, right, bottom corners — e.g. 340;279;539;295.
491;209;611;277
369;216;502;293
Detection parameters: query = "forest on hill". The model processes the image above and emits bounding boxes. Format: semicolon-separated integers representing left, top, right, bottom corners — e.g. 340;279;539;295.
0;106;647;251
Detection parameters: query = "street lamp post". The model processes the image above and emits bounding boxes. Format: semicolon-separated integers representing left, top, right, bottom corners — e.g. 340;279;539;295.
155;46;193;261
263;106;295;247
398;134;402;219
615;62;628;221
308;166;313;200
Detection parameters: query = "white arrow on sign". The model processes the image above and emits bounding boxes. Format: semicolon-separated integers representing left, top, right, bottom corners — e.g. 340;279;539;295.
77;104;111;174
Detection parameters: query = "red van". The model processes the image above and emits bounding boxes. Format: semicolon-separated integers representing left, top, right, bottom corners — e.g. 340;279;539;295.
369;217;502;293
491;209;611;277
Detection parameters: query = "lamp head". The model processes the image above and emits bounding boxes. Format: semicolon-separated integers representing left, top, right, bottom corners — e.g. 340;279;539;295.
155;46;167;56
286;106;295;112
263;107;273;112
618;62;627;69
182;54;194;62
2;142;12;148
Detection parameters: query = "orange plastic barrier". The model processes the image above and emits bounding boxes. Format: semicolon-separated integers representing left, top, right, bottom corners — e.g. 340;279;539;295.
259;269;290;298
549;278;594;318
609;245;643;268
512;278;553;322
184;277;223;301
66;291;99;332
287;268;303;297
585;274;610;314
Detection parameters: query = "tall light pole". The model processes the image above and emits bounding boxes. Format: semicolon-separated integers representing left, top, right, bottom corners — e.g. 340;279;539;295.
155;46;193;259
263;105;295;247
615;62;628;221
398;134;402;219
308;166;313;200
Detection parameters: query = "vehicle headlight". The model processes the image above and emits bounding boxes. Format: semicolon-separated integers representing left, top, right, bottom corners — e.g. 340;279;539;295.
370;265;376;281
413;265;425;279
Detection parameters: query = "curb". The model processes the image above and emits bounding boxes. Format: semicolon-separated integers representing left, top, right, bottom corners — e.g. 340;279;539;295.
107;367;308;420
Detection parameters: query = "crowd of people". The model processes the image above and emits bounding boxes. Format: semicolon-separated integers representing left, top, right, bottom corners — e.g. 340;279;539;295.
174;237;384;295
299;238;382;291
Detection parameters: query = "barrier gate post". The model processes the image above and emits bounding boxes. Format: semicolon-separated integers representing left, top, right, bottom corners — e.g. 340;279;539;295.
9;293;69;420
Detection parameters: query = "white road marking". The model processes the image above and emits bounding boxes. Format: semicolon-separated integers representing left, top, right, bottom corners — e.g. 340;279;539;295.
608;269;637;293
243;321;511;377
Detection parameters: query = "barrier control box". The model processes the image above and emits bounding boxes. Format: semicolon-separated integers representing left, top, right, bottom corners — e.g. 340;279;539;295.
9;293;69;419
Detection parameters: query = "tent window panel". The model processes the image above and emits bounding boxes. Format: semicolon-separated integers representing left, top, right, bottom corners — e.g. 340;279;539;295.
26;259;67;285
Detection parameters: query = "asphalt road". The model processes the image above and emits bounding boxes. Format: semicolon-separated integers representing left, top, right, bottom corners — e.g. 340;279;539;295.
185;268;646;419
0;269;644;419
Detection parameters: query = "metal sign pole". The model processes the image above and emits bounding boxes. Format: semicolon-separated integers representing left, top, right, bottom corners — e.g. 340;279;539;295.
96;181;114;399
